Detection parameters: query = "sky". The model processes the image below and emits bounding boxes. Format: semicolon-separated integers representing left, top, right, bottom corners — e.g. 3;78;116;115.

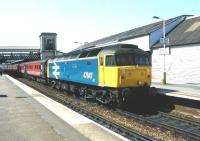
0;0;199;53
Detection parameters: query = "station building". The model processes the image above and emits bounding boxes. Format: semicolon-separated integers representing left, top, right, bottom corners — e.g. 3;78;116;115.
152;16;200;84
79;15;200;85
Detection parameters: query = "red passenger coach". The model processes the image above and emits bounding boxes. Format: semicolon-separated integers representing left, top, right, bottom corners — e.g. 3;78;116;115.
4;64;18;73
27;62;41;77
22;60;47;79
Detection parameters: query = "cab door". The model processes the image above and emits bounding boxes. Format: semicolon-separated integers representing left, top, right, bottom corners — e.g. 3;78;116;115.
98;55;105;86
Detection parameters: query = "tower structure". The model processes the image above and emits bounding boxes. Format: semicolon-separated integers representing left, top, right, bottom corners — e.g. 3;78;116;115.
39;32;57;59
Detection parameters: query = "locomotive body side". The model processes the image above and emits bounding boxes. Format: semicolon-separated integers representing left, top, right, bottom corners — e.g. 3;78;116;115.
47;57;99;86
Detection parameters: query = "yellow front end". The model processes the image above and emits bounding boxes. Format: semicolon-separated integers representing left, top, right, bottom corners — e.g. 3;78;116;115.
117;66;151;87
98;54;151;88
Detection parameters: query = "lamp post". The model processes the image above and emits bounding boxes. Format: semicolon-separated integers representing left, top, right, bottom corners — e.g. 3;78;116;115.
74;41;88;45
153;16;166;84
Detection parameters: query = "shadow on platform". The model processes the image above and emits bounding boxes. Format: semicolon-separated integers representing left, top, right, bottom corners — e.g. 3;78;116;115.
156;88;177;94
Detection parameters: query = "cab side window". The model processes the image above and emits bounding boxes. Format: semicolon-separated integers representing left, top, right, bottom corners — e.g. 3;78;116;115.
99;56;104;66
106;55;116;66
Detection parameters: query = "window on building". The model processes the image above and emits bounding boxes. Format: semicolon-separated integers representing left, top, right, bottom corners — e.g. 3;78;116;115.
44;38;55;50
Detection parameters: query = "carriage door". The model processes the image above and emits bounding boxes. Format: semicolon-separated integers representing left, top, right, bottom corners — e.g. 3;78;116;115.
99;55;105;86
24;64;27;74
41;63;44;78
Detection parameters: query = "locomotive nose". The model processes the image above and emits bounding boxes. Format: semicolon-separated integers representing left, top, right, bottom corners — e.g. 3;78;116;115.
119;67;151;87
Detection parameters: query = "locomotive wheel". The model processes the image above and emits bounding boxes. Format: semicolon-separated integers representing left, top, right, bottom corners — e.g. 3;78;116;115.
117;88;132;108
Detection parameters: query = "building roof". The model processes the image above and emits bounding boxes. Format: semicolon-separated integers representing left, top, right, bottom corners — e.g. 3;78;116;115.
40;32;57;36
153;16;200;48
0;46;39;50
0;46;40;50
77;15;187;50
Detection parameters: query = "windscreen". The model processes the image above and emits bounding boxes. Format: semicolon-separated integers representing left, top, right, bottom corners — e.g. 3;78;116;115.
106;53;150;66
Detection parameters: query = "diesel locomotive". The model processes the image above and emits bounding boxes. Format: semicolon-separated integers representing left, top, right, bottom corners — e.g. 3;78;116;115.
4;43;154;107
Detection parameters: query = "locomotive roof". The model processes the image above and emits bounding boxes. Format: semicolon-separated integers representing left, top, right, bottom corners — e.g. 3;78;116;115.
49;43;147;61
98;44;145;54
68;43;144;55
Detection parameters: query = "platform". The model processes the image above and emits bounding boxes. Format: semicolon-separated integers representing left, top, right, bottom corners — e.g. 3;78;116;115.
0;75;128;141
152;83;200;101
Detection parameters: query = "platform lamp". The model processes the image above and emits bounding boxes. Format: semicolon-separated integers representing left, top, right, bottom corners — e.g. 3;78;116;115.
153;16;166;84
74;41;88;45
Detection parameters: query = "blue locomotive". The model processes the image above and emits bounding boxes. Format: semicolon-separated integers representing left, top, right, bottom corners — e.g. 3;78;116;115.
46;43;153;106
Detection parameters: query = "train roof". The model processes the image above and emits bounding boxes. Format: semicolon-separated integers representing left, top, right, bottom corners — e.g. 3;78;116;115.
49;43;148;62
21;59;47;65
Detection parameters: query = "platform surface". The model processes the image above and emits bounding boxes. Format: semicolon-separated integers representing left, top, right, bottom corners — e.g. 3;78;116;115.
152;82;200;101
0;75;127;141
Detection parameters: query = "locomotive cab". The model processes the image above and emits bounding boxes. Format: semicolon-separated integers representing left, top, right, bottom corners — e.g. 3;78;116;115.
98;44;151;88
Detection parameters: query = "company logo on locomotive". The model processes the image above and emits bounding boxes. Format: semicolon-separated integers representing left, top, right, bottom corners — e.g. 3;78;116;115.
52;62;60;79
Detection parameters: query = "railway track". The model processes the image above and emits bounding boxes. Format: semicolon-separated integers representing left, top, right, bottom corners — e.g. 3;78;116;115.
16;77;200;141
54;95;155;141
17;77;155;141
117;109;200;141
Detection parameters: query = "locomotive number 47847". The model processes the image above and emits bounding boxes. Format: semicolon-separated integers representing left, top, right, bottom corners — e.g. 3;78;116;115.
83;72;93;79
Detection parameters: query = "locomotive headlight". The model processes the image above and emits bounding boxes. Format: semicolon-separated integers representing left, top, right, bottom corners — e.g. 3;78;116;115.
119;75;125;84
120;70;125;77
137;80;143;85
